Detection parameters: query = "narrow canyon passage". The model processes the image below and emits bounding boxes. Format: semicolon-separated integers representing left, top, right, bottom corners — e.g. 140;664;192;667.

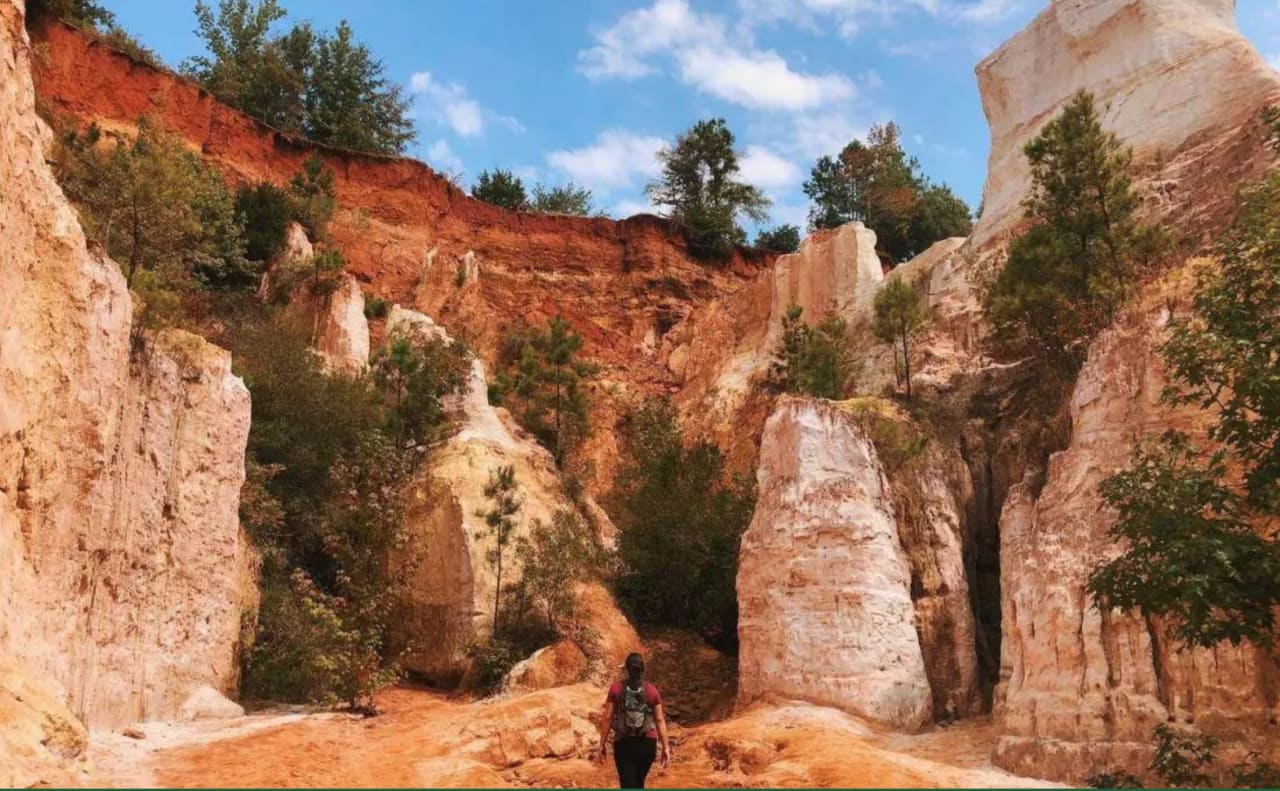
88;685;1060;789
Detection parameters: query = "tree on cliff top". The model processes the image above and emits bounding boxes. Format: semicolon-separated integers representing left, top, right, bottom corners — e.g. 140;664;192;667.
803;122;972;264
185;1;414;155
472;169;529;211
755;224;801;253
529;182;596;216
646;118;770;261
983;90;1165;376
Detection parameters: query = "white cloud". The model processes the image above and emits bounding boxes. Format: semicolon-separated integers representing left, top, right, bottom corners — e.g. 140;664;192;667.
787;111;872;159
426;139;464;175
736;0;1028;38
738;145;801;190
579;0;853;111
678;46;853;110
612;197;663;218
546;130;666;193
410;72;520;139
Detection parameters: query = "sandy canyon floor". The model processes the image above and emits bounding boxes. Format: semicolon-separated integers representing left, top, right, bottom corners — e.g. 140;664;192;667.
85;684;1061;789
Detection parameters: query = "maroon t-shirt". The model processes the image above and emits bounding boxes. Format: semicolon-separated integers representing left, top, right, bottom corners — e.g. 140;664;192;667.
607;680;661;739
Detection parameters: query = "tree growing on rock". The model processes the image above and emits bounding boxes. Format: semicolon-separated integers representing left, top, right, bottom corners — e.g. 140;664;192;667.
370;331;470;445
803;122;971;264
872;277;929;398
769;305;854;400
1088;165;1280;649
515;509;604;633
983;90;1165;376
646;118;770;261
288;153;337;240
472;169;529;211
478;465;523;634
489;316;596;465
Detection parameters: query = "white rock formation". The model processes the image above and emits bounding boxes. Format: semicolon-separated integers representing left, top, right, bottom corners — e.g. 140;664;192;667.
737;397;933;730
1;0;255;739
993;266;1280;782
973;0;1280;247
386;307;638;683
312;273;370;375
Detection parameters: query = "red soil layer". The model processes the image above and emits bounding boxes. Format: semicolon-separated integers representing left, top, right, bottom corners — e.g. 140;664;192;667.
31;20;773;381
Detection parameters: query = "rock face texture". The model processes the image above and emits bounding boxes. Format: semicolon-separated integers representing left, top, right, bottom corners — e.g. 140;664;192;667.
311;273;370;375
992;267;1280;782
387;308;638;683
667;223;882;468
1;0;254;739
0;664;88;788
737;397;933;730
973;0;1280;247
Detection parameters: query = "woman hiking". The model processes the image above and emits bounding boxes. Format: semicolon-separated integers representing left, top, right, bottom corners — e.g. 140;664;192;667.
594;652;671;788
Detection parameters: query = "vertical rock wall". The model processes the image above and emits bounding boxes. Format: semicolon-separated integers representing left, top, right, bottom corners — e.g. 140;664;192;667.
1;0;254;733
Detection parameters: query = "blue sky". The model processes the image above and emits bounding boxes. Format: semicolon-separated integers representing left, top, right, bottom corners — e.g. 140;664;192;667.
104;0;1279;233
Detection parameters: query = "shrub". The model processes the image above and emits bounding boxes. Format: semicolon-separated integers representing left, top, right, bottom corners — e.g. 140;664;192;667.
363;296;390;319
288;153;336;241
754;224;801;253
530;182;595;216
370;332;470;445
769;305;853;400
610;399;755;650
236;181;291;263
515;509;605;633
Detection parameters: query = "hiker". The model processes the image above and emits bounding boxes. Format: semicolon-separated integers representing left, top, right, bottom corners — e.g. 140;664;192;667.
594;652;670;789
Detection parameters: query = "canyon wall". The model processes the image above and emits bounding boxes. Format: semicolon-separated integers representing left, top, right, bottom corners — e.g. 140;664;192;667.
973;0;1280;247
992;266;1280;781
1;0;254;746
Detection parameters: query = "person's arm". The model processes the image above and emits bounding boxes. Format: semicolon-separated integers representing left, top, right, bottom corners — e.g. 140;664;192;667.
654;702;671;768
595;699;613;762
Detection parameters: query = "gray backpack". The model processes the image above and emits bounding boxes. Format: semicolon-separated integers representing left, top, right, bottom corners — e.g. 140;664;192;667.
615;683;654;738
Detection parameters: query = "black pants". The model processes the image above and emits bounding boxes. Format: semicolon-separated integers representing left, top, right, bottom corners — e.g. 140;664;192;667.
613;737;657;788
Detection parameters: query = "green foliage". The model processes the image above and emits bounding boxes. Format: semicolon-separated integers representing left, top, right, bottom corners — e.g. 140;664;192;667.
1087;770;1144;789
230;310;467;708
185;2;414;154
530;182;595;216
984;91;1164;372
873;277;929;397
26;0;114;29
472;169;529;210
95;26;163;68
754;224;801;253
1231;754;1280;789
646;118;770;261
363;295;389;319
464;638;522;695
288;153;337;240
369;331;470;445
1091;725;1280;788
516;509;605;633
610;399;756;650
768;305;853;400
489;316;596;465
478;466;523;634
1089;164;1280;651
53;117;251;314
803;122;971;263
1089;433;1280;647
236;181;291;263
308;248;346;295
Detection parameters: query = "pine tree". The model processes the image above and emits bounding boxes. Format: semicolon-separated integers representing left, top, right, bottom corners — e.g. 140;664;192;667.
872;278;928;398
472;169;528;211
478;466;522;634
305;21;415;154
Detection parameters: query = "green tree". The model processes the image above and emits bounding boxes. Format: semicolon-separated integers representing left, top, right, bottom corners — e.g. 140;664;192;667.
529;182;595;216
490;316;595;465
872;277;928;398
370;331;470;445
478;466;522;634
984;91;1163;373
804;122;972;263
236;181;291;263
27;0;115;29
304;21;415;154
288;153;337;239
472;169;529;210
769;305;853;400
646;118;770;261
53;117;249;301
516;509;604;632
755;224;801;253
1088;168;1280;649
610;399;756;649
